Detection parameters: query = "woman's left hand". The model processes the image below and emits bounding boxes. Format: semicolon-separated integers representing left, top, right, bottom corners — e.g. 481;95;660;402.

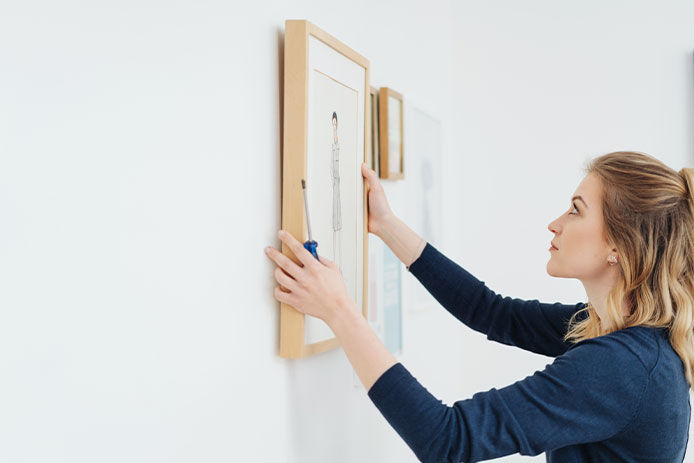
265;230;352;324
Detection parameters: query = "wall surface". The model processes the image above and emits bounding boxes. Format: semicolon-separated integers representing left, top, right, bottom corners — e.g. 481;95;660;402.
1;1;693;462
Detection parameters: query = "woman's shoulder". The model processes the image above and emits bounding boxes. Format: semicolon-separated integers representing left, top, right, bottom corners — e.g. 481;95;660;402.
568;324;664;375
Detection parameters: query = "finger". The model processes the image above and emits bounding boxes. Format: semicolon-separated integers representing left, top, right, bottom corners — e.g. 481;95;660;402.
274;286;296;306
274;267;301;292
361;164;382;191
361;162;376;175
278;230;317;268
265;245;304;279
317;254;337;269
361;162;378;179
361;163;376;182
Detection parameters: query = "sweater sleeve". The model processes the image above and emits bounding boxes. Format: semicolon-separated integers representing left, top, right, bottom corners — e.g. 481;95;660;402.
367;336;650;462
408;242;586;357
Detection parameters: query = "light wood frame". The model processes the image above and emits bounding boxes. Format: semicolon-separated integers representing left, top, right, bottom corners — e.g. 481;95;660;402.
280;20;370;358
378;87;404;180
369;86;380;178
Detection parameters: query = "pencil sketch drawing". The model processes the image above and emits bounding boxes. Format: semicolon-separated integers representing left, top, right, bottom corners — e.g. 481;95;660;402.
331;111;343;274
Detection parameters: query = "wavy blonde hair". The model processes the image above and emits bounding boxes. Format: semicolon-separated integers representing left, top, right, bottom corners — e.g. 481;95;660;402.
563;151;694;389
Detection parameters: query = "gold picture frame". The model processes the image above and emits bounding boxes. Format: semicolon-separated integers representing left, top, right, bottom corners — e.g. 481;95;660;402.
378;87;404;180
280;20;370;358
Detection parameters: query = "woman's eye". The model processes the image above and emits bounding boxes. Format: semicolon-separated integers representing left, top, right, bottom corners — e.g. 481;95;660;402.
569;202;579;215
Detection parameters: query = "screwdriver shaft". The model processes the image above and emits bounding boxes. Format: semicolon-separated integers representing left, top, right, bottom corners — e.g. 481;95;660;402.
301;179;314;241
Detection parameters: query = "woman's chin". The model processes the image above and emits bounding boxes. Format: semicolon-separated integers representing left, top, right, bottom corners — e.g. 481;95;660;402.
546;261;560;277
546;266;572;279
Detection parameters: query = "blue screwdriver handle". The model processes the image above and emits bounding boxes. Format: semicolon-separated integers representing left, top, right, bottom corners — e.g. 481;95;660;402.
303;240;319;260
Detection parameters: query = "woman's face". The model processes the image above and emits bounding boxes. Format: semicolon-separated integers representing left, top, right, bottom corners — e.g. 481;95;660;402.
546;173;615;281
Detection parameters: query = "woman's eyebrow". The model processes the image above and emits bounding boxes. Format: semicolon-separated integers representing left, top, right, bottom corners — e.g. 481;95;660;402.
571;195;589;208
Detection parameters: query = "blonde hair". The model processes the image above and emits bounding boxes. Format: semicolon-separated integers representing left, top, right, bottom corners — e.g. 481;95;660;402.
563;151;694;389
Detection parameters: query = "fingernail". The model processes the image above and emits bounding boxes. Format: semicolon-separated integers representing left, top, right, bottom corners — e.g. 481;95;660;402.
278;230;286;238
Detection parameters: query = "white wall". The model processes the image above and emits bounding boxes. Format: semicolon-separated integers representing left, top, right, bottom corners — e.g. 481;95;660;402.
0;1;462;462
1;1;693;462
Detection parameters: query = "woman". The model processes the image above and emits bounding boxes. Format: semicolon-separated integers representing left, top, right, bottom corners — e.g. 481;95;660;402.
264;151;694;462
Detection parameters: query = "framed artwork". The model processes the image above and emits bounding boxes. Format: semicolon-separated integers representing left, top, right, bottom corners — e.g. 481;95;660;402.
353;236;401;388
354;234;387;388
406;106;443;313
367;235;385;339
382;244;403;355
369;86;380;178
280;20;370;358
378;87;404;180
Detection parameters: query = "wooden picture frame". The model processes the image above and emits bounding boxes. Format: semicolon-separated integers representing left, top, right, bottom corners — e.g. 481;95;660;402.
369;86;380;178
280;20;370;358
378;87;404;180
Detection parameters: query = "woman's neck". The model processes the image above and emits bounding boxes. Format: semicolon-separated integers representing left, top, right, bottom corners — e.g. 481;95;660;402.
582;275;631;330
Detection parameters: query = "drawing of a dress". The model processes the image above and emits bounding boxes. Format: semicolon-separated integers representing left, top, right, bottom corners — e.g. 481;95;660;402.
331;139;342;230
331;138;342;273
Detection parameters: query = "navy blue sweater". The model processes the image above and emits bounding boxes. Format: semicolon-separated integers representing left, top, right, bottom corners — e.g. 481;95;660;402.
367;243;691;462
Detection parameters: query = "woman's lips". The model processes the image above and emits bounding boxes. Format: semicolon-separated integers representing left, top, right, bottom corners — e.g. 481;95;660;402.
549;244;558;251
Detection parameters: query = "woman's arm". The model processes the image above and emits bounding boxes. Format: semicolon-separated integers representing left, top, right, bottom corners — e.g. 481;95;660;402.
328;298;398;391
409;242;586;357
375;214;426;268
363;163;583;357
367;334;650;462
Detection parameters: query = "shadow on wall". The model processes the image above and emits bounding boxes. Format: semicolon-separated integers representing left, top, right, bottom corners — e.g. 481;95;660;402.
276;25;285;354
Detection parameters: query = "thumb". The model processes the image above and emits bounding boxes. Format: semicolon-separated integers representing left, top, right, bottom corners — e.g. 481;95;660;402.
361;163;378;186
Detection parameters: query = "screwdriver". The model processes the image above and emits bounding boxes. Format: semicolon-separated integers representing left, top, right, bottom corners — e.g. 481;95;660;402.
301;179;319;260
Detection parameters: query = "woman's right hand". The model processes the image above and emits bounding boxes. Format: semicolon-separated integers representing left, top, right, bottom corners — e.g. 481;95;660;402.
361;163;395;236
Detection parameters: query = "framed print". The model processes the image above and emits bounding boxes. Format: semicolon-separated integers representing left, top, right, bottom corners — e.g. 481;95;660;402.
367;235;385;339
280;20;370;358
382;244;403;355
369;86;380;178
378;87;404;180
354;234;386;388
366;237;402;354
353;236;400;388
406;106;443;313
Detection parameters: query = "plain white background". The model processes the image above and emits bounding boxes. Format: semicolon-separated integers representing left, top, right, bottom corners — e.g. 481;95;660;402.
1;1;693;462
